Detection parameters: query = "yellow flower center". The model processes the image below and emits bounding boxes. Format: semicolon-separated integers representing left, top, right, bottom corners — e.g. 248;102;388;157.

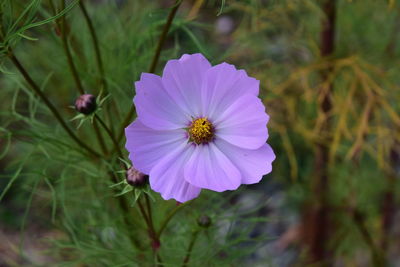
188;117;214;144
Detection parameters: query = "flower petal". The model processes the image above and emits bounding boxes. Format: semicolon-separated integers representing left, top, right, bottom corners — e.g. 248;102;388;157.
184;143;241;192
125;119;187;174
150;143;201;202
162;53;212;118
215;139;275;184
134;73;189;130
201;63;259;120
214;94;269;149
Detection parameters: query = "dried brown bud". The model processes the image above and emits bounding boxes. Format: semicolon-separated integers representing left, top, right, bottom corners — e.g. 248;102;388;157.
75;94;97;115
197;215;212;228
126;167;148;187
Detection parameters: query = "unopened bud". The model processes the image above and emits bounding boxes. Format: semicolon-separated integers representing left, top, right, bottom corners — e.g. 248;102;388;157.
75;94;97;115
126;167;148;187
197;215;212;228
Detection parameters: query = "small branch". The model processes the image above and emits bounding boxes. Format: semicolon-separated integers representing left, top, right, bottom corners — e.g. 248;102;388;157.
148;0;182;74
78;0;121;133
137;197;163;266
181;229;200;267
157;201;192;238
94;114;123;159
93;118;108;154
117;0;183;144
8;52;100;158
54;0;109;156
145;194;156;236
137;198;151;228
59;0;85;94
78;0;107;92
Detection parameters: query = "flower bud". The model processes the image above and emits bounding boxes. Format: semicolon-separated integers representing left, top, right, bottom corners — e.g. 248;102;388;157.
75;94;97;115
126;167;148;187
197;215;212;228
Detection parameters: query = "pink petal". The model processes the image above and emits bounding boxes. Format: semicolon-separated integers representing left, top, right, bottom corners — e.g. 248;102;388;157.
150;143;201;202
214;94;269;150
201;63;259;120
125;120;187;174
184;143;241;192
215;139;275;184
134;73;190;130
162;54;212;118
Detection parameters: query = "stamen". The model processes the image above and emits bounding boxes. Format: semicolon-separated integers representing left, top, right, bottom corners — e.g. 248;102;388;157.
188;117;214;144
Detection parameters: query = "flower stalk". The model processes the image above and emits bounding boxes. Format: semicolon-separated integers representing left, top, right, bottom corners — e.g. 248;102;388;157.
59;0;84;94
78;0;107;93
117;0;183;144
7;51;101;158
157;201;192;238
181;229;200;267
94;114;123;159
137;197;163;265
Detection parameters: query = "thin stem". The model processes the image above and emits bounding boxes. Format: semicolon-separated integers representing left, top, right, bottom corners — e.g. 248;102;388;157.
145;194;156;235
149;0;182;73
181;229;200;267
137;197;163;266
137;198;151;227
157;200;192;238
59;0;85;94
78;0;107;92
8;52;100;158
78;0;121;134
93;119;108;154
110;170;142;249
53;0;108;156
116;0;183;144
94;114;123;159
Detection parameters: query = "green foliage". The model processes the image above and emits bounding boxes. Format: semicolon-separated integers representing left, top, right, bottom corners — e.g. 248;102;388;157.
1;0;400;266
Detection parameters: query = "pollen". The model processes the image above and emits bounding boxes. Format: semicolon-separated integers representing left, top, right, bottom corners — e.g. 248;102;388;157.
188;117;214;144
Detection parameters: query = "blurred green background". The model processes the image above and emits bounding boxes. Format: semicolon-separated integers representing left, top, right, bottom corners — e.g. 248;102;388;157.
1;0;400;266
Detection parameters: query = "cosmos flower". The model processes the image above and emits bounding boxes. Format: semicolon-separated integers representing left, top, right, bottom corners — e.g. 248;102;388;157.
125;54;275;202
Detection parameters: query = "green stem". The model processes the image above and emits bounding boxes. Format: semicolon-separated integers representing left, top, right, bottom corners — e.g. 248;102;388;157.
94;114;123;159
8;52;100;158
157;200;192;238
145;194;156;234
59;0;84;94
116;0;183;144
79;0;121;134
54;0;109;155
137;198;151;228
137;197;163;266
148;0;182;73
181;229;200;267
93;119;108;154
78;0;107;92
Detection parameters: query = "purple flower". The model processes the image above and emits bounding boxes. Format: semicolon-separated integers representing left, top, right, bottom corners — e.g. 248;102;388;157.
125;54;275;202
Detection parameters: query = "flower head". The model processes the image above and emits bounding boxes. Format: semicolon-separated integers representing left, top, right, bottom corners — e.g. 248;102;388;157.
197;214;212;228
75;94;97;115
125;54;275;202
126;166;148;187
